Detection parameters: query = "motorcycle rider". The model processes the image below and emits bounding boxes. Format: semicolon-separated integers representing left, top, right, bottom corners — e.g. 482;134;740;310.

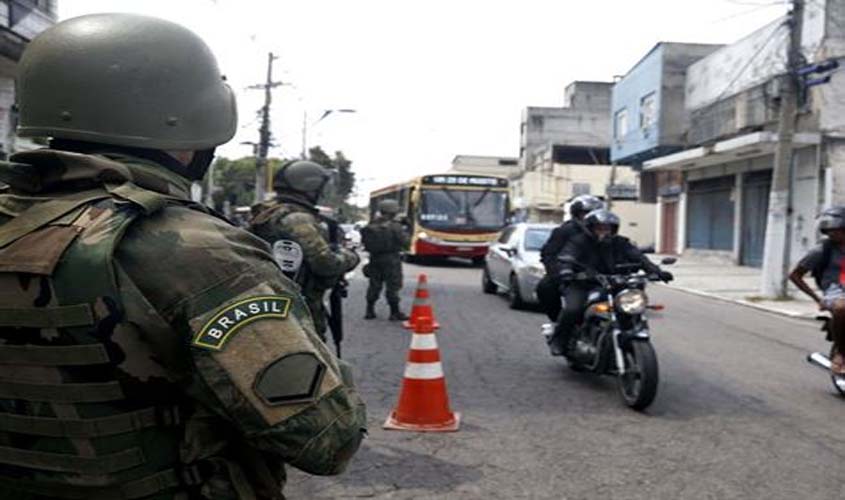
548;209;673;356
789;206;845;374
537;194;605;321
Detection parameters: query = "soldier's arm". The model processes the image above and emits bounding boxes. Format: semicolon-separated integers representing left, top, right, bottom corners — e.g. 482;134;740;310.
285;212;358;276
115;207;367;475
392;221;411;248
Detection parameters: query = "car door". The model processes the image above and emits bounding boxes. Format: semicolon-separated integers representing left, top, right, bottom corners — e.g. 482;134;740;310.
488;226;515;286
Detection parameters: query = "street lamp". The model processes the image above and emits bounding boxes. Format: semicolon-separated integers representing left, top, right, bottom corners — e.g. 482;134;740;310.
301;108;357;159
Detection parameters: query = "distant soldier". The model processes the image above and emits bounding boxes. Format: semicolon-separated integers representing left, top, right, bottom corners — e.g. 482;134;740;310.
250;160;360;340
362;199;410;320
0;13;365;499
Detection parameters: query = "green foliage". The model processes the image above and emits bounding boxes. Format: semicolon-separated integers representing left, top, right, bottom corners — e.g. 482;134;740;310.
209;146;357;221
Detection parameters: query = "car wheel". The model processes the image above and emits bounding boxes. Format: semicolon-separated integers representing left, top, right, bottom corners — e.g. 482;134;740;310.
508;273;526;310
482;266;497;294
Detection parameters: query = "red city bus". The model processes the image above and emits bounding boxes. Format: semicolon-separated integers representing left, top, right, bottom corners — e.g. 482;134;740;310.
369;173;510;264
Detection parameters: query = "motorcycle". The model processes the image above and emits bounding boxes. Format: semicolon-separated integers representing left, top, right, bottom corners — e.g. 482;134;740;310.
542;258;675;411
806;315;845;396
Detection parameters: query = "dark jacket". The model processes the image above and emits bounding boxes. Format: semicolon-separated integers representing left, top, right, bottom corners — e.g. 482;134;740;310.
558;232;661;277
540;219;587;274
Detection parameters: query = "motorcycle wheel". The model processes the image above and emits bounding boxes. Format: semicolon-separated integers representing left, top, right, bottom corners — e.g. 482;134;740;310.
829;345;845;397
617;341;659;411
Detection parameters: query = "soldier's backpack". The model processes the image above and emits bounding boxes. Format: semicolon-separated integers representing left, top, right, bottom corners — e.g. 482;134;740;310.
361;221;398;254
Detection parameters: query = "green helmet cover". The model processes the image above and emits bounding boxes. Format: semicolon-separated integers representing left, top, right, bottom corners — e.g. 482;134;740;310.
274;160;331;194
16;13;237;150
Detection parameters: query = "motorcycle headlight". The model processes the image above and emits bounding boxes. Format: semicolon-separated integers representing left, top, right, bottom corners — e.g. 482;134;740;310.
616;289;647;314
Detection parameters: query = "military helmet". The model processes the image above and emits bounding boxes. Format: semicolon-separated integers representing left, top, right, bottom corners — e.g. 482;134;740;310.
378;199;400;215
570;195;605;218
584;209;620;235
273;160;332;197
16;14;237;150
818;206;845;234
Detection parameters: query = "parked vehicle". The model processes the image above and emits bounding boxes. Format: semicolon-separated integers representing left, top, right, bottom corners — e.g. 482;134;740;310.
482;223;555;308
806;315;845;396
543;259;675;411
340;223;362;249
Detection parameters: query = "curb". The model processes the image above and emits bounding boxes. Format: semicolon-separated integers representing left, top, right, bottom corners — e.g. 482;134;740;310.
657;283;817;321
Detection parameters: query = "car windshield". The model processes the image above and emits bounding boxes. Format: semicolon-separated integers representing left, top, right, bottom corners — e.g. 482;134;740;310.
523;228;552;251
419;188;508;231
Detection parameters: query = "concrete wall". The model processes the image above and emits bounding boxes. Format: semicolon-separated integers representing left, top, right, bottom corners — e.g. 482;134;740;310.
450;155;520;179
564;81;613;112
686;18;788;111
613;199;656;248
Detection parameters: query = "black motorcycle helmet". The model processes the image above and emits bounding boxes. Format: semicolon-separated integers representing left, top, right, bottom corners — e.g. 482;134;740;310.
584;209;620;239
818;206;845;235
570;195;605;219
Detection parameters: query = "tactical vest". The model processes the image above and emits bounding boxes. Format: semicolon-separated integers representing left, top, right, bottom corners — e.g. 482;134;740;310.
361;221;400;255
0;183;216;499
249;202;316;288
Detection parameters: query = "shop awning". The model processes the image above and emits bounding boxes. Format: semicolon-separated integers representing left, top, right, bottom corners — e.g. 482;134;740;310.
642;131;821;172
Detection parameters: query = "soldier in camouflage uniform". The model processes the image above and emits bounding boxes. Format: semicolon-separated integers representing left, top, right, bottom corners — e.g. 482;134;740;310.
0;14;366;500
362;200;410;320
249;161;360;341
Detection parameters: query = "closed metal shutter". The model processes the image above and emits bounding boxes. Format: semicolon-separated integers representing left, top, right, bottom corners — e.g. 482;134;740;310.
686;176;735;251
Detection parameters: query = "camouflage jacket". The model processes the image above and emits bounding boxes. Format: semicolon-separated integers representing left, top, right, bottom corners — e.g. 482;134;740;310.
0;150;367;499
362;215;410;258
248;196;359;335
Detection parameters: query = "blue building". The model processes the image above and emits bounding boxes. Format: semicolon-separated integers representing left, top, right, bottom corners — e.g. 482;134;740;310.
609;42;721;254
610;42;722;168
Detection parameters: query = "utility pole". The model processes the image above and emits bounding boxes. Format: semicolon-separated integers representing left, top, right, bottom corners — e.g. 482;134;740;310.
250;52;285;204
761;0;804;298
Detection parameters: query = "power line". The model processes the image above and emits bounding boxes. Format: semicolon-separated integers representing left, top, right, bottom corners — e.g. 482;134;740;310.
712;20;790;104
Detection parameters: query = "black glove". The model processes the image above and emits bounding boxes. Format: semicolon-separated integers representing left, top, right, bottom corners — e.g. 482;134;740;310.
658;270;673;283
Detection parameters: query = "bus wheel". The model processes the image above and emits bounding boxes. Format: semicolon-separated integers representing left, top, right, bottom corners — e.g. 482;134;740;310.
472;256;485;267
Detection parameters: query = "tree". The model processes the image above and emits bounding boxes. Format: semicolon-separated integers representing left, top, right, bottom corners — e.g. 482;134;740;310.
209;147;361;221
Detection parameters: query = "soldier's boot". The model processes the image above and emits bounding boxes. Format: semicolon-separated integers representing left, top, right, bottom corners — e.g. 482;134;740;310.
388;302;408;321
364;302;377;320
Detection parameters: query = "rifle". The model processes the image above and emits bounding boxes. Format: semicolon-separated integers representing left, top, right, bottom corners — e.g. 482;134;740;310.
322;215;347;358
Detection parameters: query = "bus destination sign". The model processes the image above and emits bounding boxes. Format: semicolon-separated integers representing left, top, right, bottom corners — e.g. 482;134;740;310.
422;175;507;187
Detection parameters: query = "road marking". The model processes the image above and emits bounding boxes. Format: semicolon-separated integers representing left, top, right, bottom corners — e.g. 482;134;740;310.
404;362;444;380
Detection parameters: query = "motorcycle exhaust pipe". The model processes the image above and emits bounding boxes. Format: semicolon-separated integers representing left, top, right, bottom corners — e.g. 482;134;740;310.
807;352;832;372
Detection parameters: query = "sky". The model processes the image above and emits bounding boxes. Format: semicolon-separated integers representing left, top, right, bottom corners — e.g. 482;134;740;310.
60;0;789;205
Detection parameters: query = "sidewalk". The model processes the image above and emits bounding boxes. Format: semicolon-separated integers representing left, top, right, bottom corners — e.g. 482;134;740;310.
653;253;820;320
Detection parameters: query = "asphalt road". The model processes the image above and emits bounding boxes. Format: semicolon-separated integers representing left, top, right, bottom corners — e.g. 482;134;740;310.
286;259;844;500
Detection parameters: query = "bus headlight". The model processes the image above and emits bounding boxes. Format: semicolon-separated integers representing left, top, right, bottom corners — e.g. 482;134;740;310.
616;290;647;314
418;232;429;240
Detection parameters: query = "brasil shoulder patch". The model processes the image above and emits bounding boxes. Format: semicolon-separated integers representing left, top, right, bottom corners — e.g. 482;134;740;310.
193;295;292;350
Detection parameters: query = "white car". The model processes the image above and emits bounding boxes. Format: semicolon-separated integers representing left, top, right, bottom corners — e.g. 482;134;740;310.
481;223;555;308
340;223;362;249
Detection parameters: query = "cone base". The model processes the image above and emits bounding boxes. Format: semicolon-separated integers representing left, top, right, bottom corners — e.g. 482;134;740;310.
383;411;461;432
402;320;440;330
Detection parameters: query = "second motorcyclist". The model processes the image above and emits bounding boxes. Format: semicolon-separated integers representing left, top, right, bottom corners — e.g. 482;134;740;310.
537;194;605;322
547;208;673;356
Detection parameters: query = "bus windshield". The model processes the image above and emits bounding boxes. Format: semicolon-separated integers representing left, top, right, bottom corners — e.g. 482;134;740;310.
419;188;508;231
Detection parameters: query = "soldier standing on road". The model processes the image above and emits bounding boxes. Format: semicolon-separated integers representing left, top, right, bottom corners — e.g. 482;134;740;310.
249;160;360;341
361;199;410;320
0;14;366;499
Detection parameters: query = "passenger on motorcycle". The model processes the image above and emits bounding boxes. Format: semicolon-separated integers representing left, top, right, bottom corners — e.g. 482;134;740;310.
789;206;845;374
547;209;673;356
536;195;605;321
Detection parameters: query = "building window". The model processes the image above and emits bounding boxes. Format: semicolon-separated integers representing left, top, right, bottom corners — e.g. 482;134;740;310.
614;109;628;141
572;183;591;196
640;93;656;132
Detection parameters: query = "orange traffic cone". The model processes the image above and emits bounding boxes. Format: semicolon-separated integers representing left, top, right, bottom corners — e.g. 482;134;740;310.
403;273;440;330
383;314;460;432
